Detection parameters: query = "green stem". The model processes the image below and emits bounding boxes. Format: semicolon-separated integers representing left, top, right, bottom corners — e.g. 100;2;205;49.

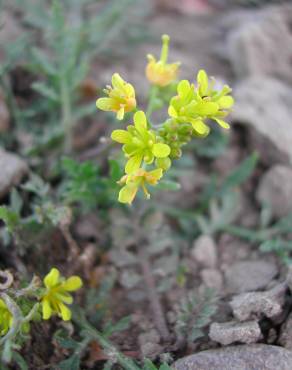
0;74;22;129
83;324;140;370
61;77;73;154
220;224;276;242
146;85;158;123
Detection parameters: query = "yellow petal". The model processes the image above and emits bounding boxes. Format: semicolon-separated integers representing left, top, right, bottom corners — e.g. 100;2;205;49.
125;154;143;174
56;292;73;304
147;168;163;184
58;302;72;321
195;101;219;116
197;69;208;96
116;106;125;120
42;298;52;320
118;183;138;204
111;73;125;90
214;118;230;129
177;79;191;97
168;105;178;118
134;111;147;132
152;143;170;158
96;97;115;111
191;119;210;136
218;96;234;109
62;276;83;291
44;268;60;288
111;130;132;144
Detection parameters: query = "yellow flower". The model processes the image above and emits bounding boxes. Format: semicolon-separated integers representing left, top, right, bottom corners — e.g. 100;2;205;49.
41;268;82;321
0;299;13;336
96;73;136;120
118;168;163;204
111;111;170;174
146;34;180;87
168;70;234;136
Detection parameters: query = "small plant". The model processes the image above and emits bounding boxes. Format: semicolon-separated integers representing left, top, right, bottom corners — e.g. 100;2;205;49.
0;268;82;365
175;288;218;345
96;34;234;204
95;33;233;354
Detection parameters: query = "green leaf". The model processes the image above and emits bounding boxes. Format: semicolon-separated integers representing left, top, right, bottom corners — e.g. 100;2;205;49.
219;153;258;194
31;81;59;102
12;351;29;370
143;359;158;370
109;159;123;182
58;355;80;370
10;189;23;214
0;207;20;233
155;180;181;191
31;47;57;76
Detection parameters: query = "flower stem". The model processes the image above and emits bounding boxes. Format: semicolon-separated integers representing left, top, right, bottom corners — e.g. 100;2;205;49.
137;244;170;341
132;213;170;342
146;85;158;123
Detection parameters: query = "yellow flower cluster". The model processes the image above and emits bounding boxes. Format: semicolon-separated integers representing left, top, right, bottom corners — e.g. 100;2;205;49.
96;35;234;204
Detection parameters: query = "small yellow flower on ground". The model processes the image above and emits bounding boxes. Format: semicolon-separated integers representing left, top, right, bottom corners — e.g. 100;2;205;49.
41;268;82;321
146;34;180;87
111;111;170;174
96;73;136;120
0;299;13;336
118;168;163;204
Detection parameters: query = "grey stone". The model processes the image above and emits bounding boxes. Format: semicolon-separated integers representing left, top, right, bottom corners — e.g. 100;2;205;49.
256;166;292;219
231;77;292;165
209;321;262;345
174;344;292;370
225;260;278;294
0;150;28;198
200;269;223;291
279;312;292;350
230;283;286;322
227;5;292;83
191;235;218;268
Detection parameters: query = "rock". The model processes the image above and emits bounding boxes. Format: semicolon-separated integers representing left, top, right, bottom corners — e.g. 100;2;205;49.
279;312;292;350
191;235;218;268
174;344;292;370
200;268;223;291
230;283;286;322
286;265;292;293
209;321;262;345
256;166;292;219
0;92;9;132
227;5;292;83
0;150;28;198
225;260;278;294
231;77;292;165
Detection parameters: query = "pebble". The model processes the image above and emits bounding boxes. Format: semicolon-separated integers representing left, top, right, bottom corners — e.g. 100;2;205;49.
209;320;262;345
191;235;218;268
174;344;292;370
230;283;286;322
0;150;28;198
256;165;292;218
225;260;278;294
